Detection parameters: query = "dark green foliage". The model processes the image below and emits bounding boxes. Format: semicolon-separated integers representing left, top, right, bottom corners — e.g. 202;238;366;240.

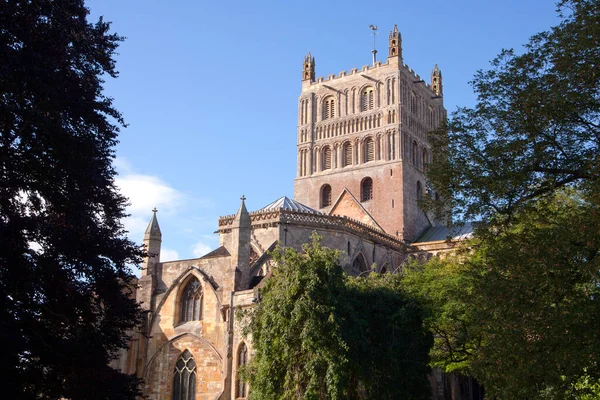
419;1;600;398
428;0;600;223
468;193;600;399
241;234;432;400
0;1;142;399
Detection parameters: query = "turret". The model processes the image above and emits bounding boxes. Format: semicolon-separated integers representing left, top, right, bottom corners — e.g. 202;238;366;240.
388;24;402;64
302;52;315;83
142;207;162;277
431;64;443;96
230;196;251;291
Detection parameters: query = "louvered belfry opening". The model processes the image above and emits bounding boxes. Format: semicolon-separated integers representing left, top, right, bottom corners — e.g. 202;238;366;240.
343;142;352;167
361;88;374;111
323;97;335;119
173;350;196;400
364;138;374;162
322;146;332;170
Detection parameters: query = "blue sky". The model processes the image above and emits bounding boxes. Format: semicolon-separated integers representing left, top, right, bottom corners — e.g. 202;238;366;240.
87;0;561;265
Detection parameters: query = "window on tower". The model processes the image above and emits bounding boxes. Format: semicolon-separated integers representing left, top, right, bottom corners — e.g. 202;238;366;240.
364;137;374;163
361;177;373;202
412;141;418;167
322;146;332;170
342;142;353;167
422;148;429;173
321;184;332;208
323;97;335;120
361;87;374;111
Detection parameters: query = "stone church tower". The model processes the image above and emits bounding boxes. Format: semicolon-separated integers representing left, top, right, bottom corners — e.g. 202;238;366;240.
294;25;446;241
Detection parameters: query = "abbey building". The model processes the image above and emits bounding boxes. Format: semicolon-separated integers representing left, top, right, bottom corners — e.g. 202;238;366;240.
114;26;477;400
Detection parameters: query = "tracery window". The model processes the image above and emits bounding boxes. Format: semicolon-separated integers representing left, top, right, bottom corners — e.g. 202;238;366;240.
180;277;202;323
322;146;332;170
361;87;374;111
364;137;374;163
237;343;248;398
321;184;332;208
323;97;335;120
342;142;353;167
173;350;196;400
361;177;373;202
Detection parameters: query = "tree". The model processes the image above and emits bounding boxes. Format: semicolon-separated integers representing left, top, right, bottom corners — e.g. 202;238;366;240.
240;234;432;400
0;1;142;399
467;192;600;399
418;1;600;397
428;0;600;223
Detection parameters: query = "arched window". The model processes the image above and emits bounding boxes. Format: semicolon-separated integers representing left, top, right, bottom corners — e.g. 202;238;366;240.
412;141;418;166
417;181;423;201
361;87;374;111
321;184;332;208
361;177;373;202
353;254;368;273
342;142;353;167
422;148;429;173
173;350;196;400
321;146;331;170
180;277;202;323
323;97;335;120
237;343;248;398
364;137;374;163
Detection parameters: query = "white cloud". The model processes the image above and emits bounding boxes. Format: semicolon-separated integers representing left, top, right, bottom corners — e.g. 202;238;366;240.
160;248;180;262
114;157;184;240
192;241;212;258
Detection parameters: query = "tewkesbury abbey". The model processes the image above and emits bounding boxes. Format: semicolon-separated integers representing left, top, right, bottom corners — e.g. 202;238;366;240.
114;26;479;400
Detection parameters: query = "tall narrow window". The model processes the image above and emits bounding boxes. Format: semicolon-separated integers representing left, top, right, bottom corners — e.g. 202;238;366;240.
361;87;374;111
412;141;418;166
237;343;248;398
173;350;196;400
321;184;332;208
361;177;373;202
417;181;423;201
422;148;429;173
322;146;332;170
343;142;353;167
323;97;335;120
180;277;202;323
364;137;374;163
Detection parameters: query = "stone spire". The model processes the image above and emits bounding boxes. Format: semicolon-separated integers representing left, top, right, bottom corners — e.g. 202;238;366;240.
230;195;251;291
302;52;315;83
388;24;402;62
142;207;162;277
144;207;162;240
431;64;443;96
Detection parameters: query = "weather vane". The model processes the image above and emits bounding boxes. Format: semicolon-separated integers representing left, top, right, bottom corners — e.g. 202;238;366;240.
369;25;378;65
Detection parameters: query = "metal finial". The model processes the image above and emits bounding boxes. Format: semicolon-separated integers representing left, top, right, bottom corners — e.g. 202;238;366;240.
369;25;378;66
152;207;158;214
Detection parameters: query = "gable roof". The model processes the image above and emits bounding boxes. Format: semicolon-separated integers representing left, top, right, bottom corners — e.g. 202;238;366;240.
257;196;320;214
328;188;384;231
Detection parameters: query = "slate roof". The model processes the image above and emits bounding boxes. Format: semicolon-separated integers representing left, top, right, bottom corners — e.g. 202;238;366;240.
257;196;320;214
413;222;475;243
